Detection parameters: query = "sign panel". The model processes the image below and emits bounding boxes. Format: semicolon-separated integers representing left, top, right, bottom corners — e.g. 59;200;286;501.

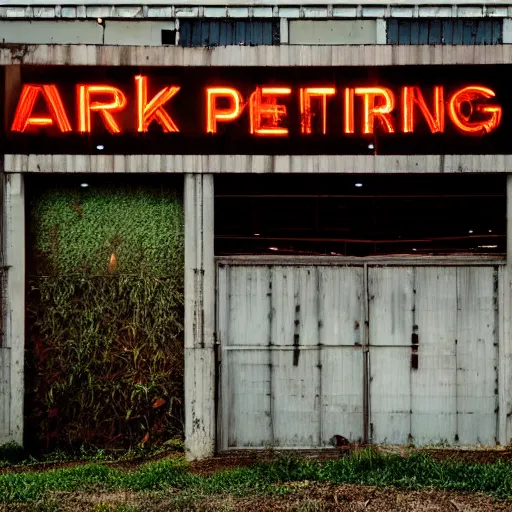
2;65;511;155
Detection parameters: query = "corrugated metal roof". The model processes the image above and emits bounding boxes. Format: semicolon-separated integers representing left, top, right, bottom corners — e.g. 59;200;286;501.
179;19;279;47
388;18;503;44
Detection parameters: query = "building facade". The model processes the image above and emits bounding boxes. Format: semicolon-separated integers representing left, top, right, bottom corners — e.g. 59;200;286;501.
2;0;512;460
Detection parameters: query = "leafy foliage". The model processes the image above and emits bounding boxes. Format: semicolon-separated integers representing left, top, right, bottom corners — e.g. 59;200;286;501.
25;184;184;452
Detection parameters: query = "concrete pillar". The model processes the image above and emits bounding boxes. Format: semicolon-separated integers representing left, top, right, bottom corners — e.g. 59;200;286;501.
184;174;215;460
498;174;512;445
280;17;289;44
503;19;512;44
0;173;25;446
376;19;387;44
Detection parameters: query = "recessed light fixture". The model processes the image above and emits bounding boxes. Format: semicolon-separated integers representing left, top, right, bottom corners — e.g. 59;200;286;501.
489;229;493;233
412;248;417;252
269;247;278;251
368;143;375;150
468;229;474;234
96;144;105;151
355;183;363;188
253;233;261;236
80;183;89;188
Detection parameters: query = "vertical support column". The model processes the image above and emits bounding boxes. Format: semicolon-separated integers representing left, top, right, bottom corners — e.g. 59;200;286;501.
499;174;512;445
1;173;25;446
376;19;387;44
280;17;289;44
4;66;21;133
184;174;215;460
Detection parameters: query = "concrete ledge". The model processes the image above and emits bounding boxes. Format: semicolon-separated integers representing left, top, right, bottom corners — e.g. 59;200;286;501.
5;153;512;174
2;44;512;66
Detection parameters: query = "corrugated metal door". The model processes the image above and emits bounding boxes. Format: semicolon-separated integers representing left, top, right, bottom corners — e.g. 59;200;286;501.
217;264;499;449
369;266;498;446
217;265;365;449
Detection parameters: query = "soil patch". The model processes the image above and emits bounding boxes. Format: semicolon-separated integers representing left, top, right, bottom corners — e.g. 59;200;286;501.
2;483;510;511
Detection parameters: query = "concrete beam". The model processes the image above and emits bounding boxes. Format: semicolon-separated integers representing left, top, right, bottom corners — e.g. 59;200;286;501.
3;43;512;67
0;174;25;446
7;154;512;175
184;174;215;460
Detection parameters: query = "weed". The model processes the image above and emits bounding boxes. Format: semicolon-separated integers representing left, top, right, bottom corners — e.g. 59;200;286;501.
293;499;324;512
0;442;27;464
2;451;512;506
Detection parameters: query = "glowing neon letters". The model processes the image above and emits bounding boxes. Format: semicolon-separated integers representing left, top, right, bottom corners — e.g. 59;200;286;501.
10;78;502;137
250;87;291;136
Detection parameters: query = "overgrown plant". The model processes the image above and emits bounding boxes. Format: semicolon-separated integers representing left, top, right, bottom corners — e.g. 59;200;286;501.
25;184;184;451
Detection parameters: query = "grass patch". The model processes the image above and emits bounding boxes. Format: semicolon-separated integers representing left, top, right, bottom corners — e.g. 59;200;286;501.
0;440;184;470
1;449;512;505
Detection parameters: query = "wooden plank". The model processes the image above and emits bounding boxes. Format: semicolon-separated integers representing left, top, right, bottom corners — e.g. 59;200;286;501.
321;346;363;444
456;267;498;445
226;350;272;448
368;267;414;444
319;266;365;444
368;267;414;347
411;267;457;445
272;349;320;447
227;266;271;347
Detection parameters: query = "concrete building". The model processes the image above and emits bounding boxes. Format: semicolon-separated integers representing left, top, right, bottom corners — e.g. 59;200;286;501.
2;0;512;460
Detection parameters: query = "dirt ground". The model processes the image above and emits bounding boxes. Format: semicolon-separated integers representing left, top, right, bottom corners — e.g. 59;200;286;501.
187;446;512;476
187;484;512;511
2;483;512;511
3;447;512;511
3;445;512;475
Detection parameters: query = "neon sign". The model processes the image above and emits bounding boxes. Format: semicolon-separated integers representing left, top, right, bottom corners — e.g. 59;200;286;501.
10;78;502;137
4;65;510;155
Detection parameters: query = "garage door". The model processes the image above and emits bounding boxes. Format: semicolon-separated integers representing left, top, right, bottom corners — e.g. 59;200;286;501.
217;263;499;449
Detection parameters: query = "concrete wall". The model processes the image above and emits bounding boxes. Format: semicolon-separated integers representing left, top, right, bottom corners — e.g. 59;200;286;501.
0;20;175;45
0;3;508;20
289;20;376;45
0;2;509;48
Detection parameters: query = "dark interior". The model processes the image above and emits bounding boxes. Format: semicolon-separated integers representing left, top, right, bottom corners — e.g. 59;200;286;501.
215;174;506;257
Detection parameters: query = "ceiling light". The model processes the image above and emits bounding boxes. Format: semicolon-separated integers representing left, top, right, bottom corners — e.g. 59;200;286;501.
253;233;261;236
479;245;498;249
468;230;473;234
80;183;89;188
96;144;105;151
269;247;278;251
368;144;374;150
412;248;417;251
489;229;492;233
355;183;363;188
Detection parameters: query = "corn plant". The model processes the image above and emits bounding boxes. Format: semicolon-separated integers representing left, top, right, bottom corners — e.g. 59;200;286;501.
25;184;184;452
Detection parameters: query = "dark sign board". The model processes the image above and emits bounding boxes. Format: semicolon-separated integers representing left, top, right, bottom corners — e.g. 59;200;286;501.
2;64;511;155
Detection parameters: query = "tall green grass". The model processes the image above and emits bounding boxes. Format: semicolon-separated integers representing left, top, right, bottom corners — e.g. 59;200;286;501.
1;450;512;504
